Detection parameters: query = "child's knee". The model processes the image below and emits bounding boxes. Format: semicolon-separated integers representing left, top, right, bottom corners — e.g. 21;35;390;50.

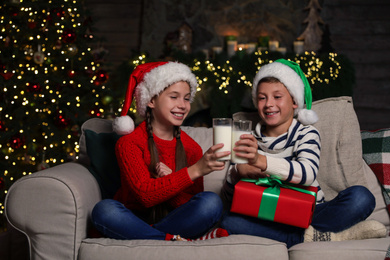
345;186;376;215
196;192;223;218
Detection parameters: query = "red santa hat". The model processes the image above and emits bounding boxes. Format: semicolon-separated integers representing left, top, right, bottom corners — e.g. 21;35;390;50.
113;61;198;135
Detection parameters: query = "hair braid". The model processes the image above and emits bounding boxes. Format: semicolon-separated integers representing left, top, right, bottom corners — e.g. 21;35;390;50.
145;107;169;224
146;107;159;178
174;126;187;172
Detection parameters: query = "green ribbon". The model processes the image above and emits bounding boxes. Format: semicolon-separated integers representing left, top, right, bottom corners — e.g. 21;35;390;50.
241;177;317;221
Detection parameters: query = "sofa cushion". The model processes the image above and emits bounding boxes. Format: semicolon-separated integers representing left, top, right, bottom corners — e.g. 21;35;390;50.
181;126;228;195
79;235;289;260
84;129;121;199
289;237;390;260
79;118;115;166
233;96;368;201
312;96;369;199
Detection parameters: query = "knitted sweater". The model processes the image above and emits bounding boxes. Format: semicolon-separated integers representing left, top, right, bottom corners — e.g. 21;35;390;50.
225;119;324;203
114;121;203;212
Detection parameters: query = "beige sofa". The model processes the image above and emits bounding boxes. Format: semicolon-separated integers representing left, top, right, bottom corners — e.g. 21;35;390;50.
5;96;390;260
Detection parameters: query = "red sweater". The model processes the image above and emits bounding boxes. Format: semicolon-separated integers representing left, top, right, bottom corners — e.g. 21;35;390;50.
114;121;203;213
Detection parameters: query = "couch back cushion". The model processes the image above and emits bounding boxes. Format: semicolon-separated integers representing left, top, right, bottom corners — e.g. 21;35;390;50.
180;126;228;195
78;119;227;198
233;96;368;201
79;119;122;199
79;96;370;201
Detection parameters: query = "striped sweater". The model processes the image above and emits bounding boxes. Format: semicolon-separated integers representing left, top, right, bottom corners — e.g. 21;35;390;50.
225;119;324;203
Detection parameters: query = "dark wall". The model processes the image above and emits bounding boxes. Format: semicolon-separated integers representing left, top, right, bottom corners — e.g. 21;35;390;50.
84;0;390;130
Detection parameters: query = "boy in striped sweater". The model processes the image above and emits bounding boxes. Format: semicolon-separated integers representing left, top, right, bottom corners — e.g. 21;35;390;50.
220;59;386;248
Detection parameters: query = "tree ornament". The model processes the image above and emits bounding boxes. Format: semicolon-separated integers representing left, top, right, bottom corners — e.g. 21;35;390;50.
67;70;76;78
93;69;109;86
10;134;25;149
37;153;50;171
45;57;52;65
27;21;37;29
0;120;5;131
55;40;62;50
89;107;102;117
33;45;45;64
54;111;70;128
52;7;65;19
67;44;78;56
70;124;80;136
22;153;32;165
84;66;94;76
0;71;14;80
26;82;42;93
67;149;77;161
8;6;19;17
91;46;108;62
24;47;34;61
0;177;4;191
62;29;76;44
4;36;11;47
102;95;113;106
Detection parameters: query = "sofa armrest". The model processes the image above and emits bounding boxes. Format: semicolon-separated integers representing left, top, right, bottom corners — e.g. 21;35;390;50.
5;162;101;260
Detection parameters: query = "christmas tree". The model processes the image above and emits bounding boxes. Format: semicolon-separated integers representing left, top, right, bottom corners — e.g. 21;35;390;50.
0;0;113;229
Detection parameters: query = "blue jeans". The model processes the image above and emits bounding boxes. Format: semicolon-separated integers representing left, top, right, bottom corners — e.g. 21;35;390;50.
220;185;376;248
92;191;223;240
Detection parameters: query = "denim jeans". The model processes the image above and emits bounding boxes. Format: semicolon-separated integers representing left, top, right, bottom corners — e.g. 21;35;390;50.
92;191;223;240
220;185;376;248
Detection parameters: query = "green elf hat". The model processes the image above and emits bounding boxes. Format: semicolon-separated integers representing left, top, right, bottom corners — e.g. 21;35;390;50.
252;59;318;125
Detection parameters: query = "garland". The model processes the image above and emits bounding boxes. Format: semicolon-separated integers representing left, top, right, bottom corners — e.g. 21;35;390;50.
114;50;355;126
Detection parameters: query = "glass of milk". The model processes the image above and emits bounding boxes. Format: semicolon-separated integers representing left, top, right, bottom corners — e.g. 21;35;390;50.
231;120;252;164
213;118;232;161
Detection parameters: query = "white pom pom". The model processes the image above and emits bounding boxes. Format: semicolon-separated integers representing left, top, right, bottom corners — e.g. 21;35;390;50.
297;109;319;125
112;115;135;135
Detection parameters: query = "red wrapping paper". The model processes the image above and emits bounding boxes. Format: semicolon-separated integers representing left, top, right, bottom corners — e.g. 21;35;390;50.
231;180;318;228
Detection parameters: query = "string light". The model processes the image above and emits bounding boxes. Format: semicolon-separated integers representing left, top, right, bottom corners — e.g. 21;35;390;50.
0;0;114;226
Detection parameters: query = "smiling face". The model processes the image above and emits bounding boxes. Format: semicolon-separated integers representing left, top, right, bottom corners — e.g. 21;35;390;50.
148;81;191;134
256;78;298;137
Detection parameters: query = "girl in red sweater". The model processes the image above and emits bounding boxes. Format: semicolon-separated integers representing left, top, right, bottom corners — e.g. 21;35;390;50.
92;62;229;241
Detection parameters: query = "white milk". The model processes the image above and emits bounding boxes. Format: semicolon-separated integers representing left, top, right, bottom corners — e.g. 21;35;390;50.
213;125;232;160
231;130;250;164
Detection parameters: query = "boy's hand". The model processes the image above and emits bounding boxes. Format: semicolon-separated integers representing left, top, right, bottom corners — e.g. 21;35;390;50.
233;133;267;172
233;134;259;165
236;164;269;179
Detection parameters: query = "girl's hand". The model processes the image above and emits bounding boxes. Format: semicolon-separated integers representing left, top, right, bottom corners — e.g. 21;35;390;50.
156;162;172;177
187;143;230;180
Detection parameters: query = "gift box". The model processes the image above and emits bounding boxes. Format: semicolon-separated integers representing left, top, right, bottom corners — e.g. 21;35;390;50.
231;178;317;228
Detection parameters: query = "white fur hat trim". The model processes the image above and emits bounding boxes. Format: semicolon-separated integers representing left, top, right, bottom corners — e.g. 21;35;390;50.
112;115;135;136
252;61;318;125
135;62;198;118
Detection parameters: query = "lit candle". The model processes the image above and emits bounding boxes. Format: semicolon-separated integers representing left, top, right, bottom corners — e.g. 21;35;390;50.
225;36;237;57
277;47;287;55
212;46;223;59
246;43;256;54
294;41;304;55
268;40;279;51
